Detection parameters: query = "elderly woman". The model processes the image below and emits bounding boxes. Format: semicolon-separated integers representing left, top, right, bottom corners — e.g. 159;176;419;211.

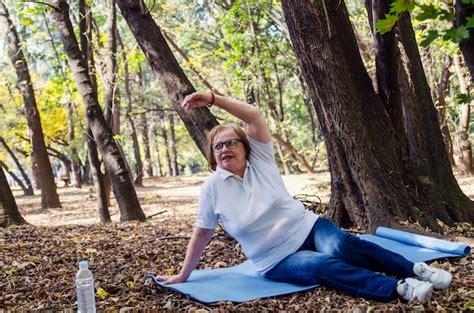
156;92;452;303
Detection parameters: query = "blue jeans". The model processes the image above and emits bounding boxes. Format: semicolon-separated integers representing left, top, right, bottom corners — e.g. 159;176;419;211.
264;218;415;302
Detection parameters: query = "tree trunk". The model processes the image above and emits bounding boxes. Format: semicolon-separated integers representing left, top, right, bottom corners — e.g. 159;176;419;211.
272;133;315;174
86;129;110;223
79;0;111;218
396;13;471;215
141;113;153;177
152;120;164;177
160;113;173;176
104;0;121;134
0;161;29;195
281;0;474;231
298;73;319;147
43;10;83;188
0;168;27;227
123;70;143;186
162;30;223;95
456;0;474;80
368;0;407;160
0;1;60;209
0;137;34;195
115;0;218;155
453;52;473;174
52;0;145;222
168;112;179;176
436;56;455;167
276;142;290;175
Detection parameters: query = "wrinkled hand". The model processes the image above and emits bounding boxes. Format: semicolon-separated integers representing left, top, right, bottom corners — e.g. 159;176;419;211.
181;92;213;110
155;273;187;285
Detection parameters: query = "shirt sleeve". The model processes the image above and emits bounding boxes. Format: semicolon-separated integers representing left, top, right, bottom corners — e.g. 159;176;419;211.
248;136;276;165
195;182;218;229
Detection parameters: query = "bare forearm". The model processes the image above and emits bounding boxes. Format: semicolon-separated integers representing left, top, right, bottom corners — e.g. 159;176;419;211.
179;227;213;279
181;92;272;142
212;94;261;124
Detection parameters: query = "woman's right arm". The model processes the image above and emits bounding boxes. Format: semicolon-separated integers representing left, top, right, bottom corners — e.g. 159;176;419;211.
155;227;214;284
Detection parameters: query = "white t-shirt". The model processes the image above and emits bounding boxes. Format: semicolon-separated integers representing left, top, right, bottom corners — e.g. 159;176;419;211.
196;136;318;274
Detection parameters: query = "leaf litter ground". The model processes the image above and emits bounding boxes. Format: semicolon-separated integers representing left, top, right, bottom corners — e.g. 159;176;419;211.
1;172;473;311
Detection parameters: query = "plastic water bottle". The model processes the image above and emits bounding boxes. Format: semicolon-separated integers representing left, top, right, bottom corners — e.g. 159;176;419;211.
76;260;96;313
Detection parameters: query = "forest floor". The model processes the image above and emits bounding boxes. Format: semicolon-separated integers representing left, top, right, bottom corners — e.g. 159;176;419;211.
2;171;474;311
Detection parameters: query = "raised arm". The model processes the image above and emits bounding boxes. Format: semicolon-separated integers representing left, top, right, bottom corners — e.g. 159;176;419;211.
182;92;272;143
155;227;214;284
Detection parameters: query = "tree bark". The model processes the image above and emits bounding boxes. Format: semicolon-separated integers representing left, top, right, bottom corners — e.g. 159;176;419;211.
162;30;223;96
456;0;474;80
436;56;455;167
0;168;27;227
86;129;111;223
123;66;144;186
276;142;290;175
0;1;60;209
104;0;121;134
160;112;173;176
79;0;111;219
152;119;164;177
141;113;153;177
115;0;218;155
43;9;83;188
368;0;408;161
396;13;472;217
453;52;473;174
0;137;33;195
168;112;180;176
281;0;474;231
0;161;29;195
52;0;145;221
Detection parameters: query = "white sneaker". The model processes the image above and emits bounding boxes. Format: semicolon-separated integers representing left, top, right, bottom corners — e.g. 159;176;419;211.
396;278;433;303
413;262;452;289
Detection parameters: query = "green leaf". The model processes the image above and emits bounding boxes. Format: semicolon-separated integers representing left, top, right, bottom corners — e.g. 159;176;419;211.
466;16;474;29
439;10;455;21
464;301;474;310
444;26;470;43
5;269;15;276
456;93;471;104
97;287;108;299
375;14;399;34
415;4;439;21
420;30;439;47
461;0;474;4
391;0;415;14
126;281;135;288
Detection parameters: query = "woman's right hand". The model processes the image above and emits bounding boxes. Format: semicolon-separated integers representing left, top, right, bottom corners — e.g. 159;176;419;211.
155;273;188;285
181;92;213;110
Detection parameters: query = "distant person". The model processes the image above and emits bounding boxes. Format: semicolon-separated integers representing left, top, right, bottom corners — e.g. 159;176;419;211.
156;92;452;303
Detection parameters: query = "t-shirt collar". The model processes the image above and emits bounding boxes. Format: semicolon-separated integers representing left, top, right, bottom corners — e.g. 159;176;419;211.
216;161;250;180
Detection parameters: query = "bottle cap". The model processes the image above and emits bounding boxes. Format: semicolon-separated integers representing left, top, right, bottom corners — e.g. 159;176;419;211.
79;260;89;269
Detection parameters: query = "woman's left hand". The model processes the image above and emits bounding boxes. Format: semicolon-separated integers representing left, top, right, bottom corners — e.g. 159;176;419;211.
181;92;213;110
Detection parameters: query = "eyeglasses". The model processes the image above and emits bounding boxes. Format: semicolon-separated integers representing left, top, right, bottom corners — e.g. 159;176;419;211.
212;139;243;152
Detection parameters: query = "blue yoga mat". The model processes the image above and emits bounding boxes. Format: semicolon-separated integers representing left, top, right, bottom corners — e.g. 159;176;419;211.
147;227;470;303
147;260;316;303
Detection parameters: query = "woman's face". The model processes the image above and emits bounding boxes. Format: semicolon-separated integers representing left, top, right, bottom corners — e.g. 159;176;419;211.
212;128;247;176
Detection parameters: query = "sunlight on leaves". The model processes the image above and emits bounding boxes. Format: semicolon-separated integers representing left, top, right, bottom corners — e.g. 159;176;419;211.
96;287;108;299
